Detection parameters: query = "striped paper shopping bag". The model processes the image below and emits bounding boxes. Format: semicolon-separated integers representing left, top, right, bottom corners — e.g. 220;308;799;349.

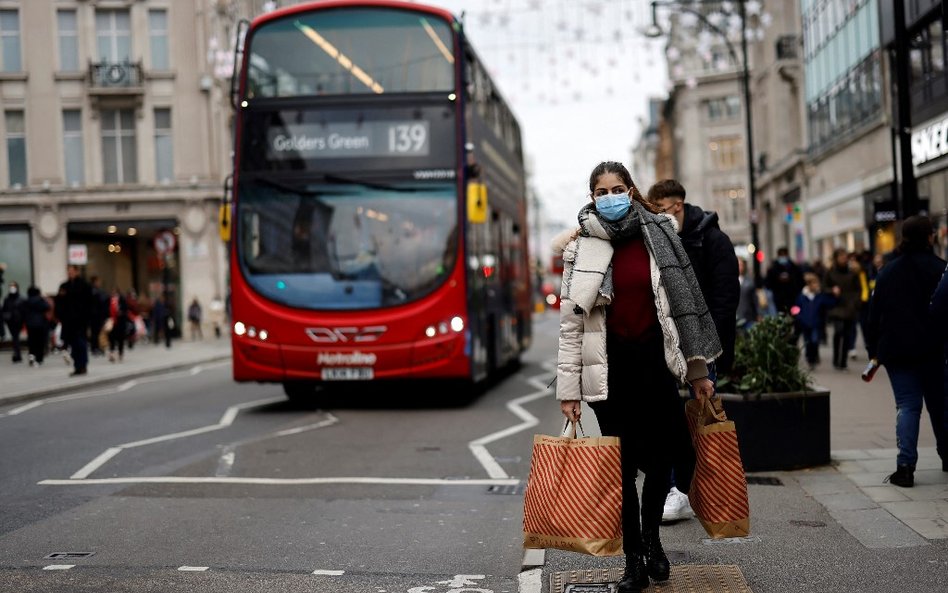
685;396;751;539
522;423;623;556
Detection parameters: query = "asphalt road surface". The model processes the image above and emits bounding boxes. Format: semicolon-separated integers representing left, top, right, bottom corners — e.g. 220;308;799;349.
0;315;566;593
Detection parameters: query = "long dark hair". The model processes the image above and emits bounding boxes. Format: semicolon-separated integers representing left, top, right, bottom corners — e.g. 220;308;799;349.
897;215;934;255
587;161;658;213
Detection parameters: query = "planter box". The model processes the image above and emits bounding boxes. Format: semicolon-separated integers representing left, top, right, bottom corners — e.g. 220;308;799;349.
716;389;831;472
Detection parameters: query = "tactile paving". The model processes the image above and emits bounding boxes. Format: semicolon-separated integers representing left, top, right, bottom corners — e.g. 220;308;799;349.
551;564;752;593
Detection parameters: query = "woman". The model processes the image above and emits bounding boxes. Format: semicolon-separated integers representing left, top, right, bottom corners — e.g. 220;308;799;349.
554;162;720;592
21;286;50;366
108;288;129;363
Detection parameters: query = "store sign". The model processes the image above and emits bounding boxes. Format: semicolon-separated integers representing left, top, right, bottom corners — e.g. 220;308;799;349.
67;244;88;265
912;114;948;167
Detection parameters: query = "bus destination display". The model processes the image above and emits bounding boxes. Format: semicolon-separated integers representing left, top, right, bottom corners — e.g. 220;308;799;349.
267;121;430;160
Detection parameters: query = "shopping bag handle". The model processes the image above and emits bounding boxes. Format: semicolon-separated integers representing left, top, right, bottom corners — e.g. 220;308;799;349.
562;419;586;438
701;396;728;423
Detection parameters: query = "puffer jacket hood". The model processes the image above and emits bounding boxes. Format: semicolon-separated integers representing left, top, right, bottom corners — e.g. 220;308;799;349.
681;204;720;242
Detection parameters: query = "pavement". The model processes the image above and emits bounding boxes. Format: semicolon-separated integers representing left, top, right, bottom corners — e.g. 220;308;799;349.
0;337;232;406
2;319;947;592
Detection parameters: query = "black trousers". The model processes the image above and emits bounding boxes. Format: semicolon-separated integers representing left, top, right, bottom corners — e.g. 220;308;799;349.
590;333;684;552
26;327;45;363
832;319;855;369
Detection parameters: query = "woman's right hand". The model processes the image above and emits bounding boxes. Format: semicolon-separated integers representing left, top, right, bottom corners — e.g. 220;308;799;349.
560;400;581;423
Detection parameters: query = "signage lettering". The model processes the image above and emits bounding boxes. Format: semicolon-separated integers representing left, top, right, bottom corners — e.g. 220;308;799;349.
317;351;378;366
912;115;948;167
267;121;429;160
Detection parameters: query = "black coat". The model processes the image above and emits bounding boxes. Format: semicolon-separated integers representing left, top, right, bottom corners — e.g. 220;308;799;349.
927;262;948;359
679;204;739;373
867;251;947;367
823;265;861;321
2;292;22;329
765;260;804;313
55;276;93;337
20;295;50;331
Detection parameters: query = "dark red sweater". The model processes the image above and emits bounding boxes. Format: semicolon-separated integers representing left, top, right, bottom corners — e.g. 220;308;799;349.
607;237;659;341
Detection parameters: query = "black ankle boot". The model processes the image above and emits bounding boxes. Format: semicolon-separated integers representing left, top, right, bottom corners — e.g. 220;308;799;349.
642;530;670;581
617;551;649;593
885;465;915;488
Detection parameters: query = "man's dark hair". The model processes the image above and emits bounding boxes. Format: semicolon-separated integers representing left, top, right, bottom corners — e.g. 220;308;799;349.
899;215;934;254
647;179;686;203
776;247;790;257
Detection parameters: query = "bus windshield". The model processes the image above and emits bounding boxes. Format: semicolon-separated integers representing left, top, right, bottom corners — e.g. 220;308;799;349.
237;178;458;310
246;7;456;97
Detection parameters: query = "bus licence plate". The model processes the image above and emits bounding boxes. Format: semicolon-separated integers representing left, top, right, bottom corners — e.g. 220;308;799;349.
321;367;374;381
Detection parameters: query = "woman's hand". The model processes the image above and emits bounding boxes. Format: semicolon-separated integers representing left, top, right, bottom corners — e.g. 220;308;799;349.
692;377;715;402
560;400;581;422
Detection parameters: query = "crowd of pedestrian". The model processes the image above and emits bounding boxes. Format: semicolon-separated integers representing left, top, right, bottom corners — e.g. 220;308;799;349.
0;265;204;377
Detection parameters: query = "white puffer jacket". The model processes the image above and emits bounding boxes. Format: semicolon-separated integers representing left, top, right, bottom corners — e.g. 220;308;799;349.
553;220;710;402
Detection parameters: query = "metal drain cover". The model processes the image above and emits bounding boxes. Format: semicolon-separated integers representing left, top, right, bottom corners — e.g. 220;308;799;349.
551;565;751;593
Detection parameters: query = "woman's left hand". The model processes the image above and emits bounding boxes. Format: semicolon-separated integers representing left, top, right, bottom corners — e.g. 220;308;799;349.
692;377;715;402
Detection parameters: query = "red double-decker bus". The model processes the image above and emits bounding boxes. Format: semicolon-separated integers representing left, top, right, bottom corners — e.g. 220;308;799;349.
225;0;531;401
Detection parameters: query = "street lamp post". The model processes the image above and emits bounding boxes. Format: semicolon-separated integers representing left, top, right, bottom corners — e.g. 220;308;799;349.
646;0;762;283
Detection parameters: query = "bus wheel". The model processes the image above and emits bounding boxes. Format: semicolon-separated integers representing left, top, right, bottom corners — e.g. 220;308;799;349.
283;381;316;405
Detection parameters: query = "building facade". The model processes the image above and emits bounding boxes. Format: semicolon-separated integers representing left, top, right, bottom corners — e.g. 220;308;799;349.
750;0;808;262
0;0;264;334
801;0;894;262
662;13;751;247
880;0;948;260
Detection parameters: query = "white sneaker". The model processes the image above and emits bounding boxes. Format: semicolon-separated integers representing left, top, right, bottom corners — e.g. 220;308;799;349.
662;487;694;522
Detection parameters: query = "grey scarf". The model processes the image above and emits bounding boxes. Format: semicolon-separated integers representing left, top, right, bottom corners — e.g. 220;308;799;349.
579;200;723;365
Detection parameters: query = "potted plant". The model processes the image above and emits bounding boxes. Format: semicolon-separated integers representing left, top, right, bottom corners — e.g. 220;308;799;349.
715;315;831;471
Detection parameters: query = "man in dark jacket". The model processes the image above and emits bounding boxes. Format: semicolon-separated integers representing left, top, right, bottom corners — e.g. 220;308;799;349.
89;275;109;356
55;265;93;376
765;247;805;314
823;248;862;370
867;216;947;487
648;179;739;522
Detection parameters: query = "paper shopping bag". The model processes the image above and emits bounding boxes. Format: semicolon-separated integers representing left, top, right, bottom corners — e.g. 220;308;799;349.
522;423;623;556
685;396;751;539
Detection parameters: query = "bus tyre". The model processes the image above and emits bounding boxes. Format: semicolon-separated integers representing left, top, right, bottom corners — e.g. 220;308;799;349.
283;381;316;404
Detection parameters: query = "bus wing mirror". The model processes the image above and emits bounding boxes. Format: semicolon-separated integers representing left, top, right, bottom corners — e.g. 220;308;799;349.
467;181;487;224
219;174;233;242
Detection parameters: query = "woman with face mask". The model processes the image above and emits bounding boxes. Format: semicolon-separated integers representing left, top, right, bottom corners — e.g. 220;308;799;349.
552;161;721;593
2;281;23;363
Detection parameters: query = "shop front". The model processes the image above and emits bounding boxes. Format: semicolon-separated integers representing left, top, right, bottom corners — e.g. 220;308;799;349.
912;111;948;260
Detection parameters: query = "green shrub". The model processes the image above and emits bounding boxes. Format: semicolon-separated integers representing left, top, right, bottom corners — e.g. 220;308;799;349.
717;314;812;395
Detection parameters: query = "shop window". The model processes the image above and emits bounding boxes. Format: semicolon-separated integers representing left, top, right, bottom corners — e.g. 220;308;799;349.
0;226;33;291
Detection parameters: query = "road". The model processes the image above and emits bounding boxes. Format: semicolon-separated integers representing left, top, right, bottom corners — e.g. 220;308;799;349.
0;315;565;593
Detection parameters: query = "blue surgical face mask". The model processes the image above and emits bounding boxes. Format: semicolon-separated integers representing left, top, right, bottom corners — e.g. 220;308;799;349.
595;193;631;221
778;256;790;265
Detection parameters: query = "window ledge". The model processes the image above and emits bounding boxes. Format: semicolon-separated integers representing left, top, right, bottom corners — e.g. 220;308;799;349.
145;70;176;81
0;72;28;82
54;71;86;81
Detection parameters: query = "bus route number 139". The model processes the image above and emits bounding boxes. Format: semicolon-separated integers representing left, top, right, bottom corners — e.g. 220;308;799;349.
388;123;428;154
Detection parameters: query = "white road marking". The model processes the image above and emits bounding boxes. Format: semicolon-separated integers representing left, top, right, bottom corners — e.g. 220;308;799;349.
468;362;555;479
517;568;541;593
0;360;231;418
62;396;284;479
215;446;236;478
177;566;209;572
274;414;339;437
312;569;345;576
70;447;123;480
42;565;75;571
39;476;520;486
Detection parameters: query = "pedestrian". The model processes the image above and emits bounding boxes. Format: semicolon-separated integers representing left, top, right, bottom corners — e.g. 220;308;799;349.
866;216;947;486
823;248;862;370
20;286;50;366
929;263;948;424
736;258;758;332
793;273;836;370
89;276;109;356
125;289;140;349
554;162;721;593
108;287;129;363
188;298;203;340
152;296;168;346
54;265;93;376
164;304;175;349
846;254;869;358
2;280;24;363
764;247;805;315
646;178;739;522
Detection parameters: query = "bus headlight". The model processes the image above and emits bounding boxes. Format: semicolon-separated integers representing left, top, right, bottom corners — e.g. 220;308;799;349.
450;316;464;332
234;321;247;336
425;326;437;338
